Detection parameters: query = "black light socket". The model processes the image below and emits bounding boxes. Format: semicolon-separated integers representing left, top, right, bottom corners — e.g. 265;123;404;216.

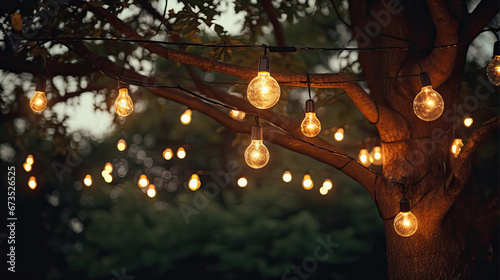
399;197;410;213
258;56;270;72
494;41;500;56
35;79;46;92
251;124;263;141
305;99;315;113
419;72;431;87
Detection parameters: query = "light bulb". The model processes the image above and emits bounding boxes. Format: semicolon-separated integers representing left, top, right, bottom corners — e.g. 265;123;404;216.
413;73;444;121
177;147;186;159
247;55;280;109
394;198;418;237
334;128;344;141
23;163;32;172
163;148;173;160
282;170;292;183
237;177;248;187
245;122;269;169
322;179;333;190
114;87;134;117
30;79;48;113
358;149;371;167
301;99;321;137
26;154;34;165
302;174;313;190
104;174;113;183
463;117;473;127
138;174;149;188
451;138;463;158
147;184;156;198
370;146;383;165
487;42;500;86
104;163;113;173
28;176;37;189
229;110;246;121
188;174;201;191
180;109;192;125
319;187;328;195
117;139;127;151
84;174;92;187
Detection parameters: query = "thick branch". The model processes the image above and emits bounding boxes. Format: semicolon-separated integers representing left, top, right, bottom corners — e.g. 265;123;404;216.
459;0;500;44
262;0;286;46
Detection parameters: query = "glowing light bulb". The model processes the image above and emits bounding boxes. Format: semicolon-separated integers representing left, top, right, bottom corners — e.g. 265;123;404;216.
237;177;248;187
302;174;313;190
370;146;383;166
358;149;371;167
487;42;500;85
322;179;333;191
138;174;149;188
334;128;344;141
451;138;463;158
229;110;246;121
163;148;173;160
177;147;186;159
117;139;127;151
104;163;113;173
282;170;292;183
30;79;47;113
147;184;156;198
301;99;321;137
319;187;328;195
26;154;34;165
413;73;444;121
245;121;269;169
463;117;473;127
23;163;32;172
114;87;134;117
180;109;192;125
394;198;418;237
83;174;92;187
104;174;113;183
28;176;37;189
247;55;280;109
188;174;201;191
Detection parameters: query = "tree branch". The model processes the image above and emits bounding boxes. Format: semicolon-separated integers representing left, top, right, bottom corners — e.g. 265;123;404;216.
459;0;500;44
261;0;286;46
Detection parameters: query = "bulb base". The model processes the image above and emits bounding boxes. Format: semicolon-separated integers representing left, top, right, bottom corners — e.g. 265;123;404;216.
419;72;431;87
258;56;270;72
251;124;263;140
36;79;46;92
494;41;500;56
400;197;410;213
305;99;315;113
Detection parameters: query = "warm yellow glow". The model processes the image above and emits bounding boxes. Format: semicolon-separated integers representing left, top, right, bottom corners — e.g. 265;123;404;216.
188;174;201;191
413;86;444;121
117;139;127;151
162;148;173;160
114;87;134;117
180;109;192;125
237;177;248;187
177;147;186;159
244;140;269;169
147;184;156;198
358;149;371;167
104;163;113;173
487;56;500;86
301;112;321;137
322;179;333;190
370;146;383;166
334;128;344;141
138;174;149;188
302;174;313;190
23;163;32;172
104;174;113;183
247;71;281;109
30;90;48;113
463;117;473;127
394;211;418;237
229;110;246;121
451;138;463;158
28;176;37;189
319;187;328;195
282;170;292;183
26;154;34;165
83;174;92;187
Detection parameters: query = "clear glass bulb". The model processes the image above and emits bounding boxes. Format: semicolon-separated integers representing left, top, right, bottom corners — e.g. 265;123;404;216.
104;162;113;173
282;170;292;183
188;174;201;191
413;86;444;121
301;112;321;137
26;154;34;165
237;177;248;187
138;174;149;188
302;174;313;190
30;90;47;113
487;56;500;86
358;149;371;167
451;138;463;158
229;110;246;121
322;179;333;190
463;117;473;127
334;128;344;141
247;71;280;109
180;109;192;125
177;147;186;159
394;211;418;237
319;187;328;195
244;140;269;169
370;146;383;165
28;176;37;190
147;184;156;198
84;174;92;187
117;139;127;151
114;88;134;117
104;174;113;183
23;163;32;172
163;148;173;160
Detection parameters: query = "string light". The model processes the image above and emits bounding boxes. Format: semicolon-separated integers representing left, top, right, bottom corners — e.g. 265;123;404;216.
163;148;174;160
117;139;127;151
23;163;32;172
370;146;383;166
413;72;444;121
188;174;201;191
358;149;371;167
322;179;333;191
28;176;37;189
247;52;280;109
30;79;47;113
237;177;248;187
334;128;344;141
394;197;418;237
302;173;313;190
138;174;149;188
26;154;34;165
451;139;463;158
180;109;192;125
244;116;270;169
319;187;328;195
301;99;321;137
177;147;186;159
83;174;92;187
282;170;292;183
103;173;113;183
114;85;134;117
487;41;500;86
463;117;473;127
147;184;156;198
229;110;246;121
104;163;113;173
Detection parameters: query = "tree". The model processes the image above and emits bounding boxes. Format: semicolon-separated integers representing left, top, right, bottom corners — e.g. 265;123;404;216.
0;0;499;279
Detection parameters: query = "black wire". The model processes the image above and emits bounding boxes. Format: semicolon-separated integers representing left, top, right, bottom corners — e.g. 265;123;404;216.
152;1;168;36
306;73;312;99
